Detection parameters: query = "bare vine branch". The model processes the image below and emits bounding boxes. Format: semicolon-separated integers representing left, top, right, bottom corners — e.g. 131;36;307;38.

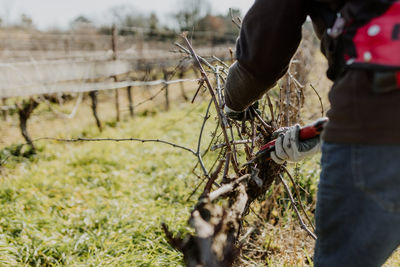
229;8;242;30
180;33;241;175
278;173;317;240
310;84;325;117
33;137;197;156
283;166;316;231
196;99;213;178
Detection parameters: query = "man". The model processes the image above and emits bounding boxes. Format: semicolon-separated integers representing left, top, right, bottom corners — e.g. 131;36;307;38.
224;0;400;266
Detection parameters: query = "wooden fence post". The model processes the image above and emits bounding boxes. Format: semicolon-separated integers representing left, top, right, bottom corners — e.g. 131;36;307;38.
64;38;70;55
111;24;120;122
1;98;7;121
162;67;170;111
178;70;189;101
114;76;120;122
137;29;144;64
127;86;134;117
89;91;102;132
111;24;118;61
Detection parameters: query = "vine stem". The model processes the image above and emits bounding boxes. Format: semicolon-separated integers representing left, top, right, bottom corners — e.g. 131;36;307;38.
33;137;197;156
278;173;317;240
180;33;241;175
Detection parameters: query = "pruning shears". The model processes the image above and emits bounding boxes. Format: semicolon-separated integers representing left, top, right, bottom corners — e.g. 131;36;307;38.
244;117;328;165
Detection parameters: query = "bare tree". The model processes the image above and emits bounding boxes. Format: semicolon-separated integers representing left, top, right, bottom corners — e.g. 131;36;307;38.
109;5;147;28
70;15;92;30
0;0;15;26
173;0;211;31
20;13;33;29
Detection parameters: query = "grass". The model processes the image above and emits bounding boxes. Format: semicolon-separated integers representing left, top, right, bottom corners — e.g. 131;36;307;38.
1;78;400;266
0;101;216;266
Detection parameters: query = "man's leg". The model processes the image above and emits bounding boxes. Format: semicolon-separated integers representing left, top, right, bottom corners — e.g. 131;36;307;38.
314;143;400;267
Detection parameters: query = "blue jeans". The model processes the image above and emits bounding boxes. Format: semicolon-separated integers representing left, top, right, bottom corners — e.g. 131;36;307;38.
314;143;400;267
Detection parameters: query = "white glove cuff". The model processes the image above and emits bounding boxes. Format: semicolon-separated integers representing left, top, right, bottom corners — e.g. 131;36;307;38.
271;152;286;164
224;105;242;113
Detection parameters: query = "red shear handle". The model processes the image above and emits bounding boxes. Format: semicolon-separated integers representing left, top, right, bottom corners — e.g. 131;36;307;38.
299;117;328;140
259;139;276;152
259;118;328;152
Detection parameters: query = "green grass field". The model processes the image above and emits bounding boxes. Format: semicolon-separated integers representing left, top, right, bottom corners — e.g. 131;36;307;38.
0;101;219;266
1;95;399;266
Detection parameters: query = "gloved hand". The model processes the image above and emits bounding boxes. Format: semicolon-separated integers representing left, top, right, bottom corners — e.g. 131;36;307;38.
224;102;260;121
270;124;321;164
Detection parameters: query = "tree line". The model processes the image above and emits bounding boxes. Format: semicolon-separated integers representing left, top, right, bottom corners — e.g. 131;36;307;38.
0;0;241;45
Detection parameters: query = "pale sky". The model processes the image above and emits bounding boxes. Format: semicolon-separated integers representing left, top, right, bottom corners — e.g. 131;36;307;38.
0;0;254;30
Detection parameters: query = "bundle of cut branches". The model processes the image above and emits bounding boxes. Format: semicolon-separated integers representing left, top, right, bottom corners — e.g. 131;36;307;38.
163;32;317;266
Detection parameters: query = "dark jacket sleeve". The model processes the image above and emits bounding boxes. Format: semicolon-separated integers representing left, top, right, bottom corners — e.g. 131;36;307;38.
225;0;309;111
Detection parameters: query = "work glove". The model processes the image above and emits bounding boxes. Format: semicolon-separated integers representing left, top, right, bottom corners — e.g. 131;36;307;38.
270;124;321;164
224;102;260;121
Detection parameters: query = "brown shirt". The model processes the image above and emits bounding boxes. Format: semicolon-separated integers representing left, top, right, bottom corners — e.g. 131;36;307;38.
225;0;400;144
